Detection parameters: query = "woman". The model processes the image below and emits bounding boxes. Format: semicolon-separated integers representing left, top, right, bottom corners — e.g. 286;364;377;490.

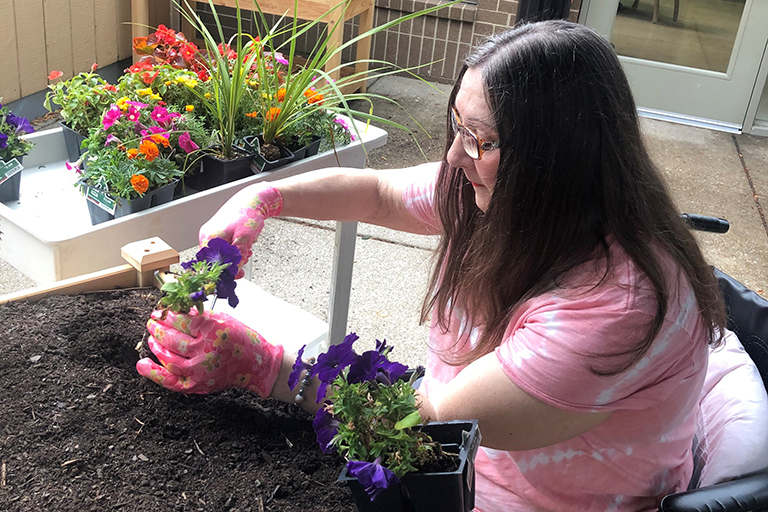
138;21;726;511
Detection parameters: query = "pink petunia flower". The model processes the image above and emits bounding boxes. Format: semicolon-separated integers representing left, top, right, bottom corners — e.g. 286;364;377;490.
103;105;122;129
178;132;199;153
126;106;141;123
65;160;83;175
274;52;289;66
125;100;149;109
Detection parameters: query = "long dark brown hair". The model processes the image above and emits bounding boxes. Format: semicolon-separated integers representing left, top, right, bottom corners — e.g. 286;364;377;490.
422;21;725;373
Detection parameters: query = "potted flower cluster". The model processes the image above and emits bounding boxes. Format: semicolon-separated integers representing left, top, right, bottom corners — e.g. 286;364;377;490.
44;65;118;161
291;335;482;512
75;98;207;225
0;99;34;202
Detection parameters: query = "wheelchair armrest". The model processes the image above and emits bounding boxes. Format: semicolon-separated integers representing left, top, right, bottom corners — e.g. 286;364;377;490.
659;471;768;512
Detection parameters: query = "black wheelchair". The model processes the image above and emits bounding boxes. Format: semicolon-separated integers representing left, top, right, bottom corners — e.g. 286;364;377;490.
660;215;768;512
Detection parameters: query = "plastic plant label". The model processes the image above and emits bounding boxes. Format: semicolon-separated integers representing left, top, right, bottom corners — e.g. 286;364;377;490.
86;186;117;215
0;158;24;186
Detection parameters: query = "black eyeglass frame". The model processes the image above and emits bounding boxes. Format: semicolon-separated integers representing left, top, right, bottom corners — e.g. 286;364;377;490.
450;106;500;161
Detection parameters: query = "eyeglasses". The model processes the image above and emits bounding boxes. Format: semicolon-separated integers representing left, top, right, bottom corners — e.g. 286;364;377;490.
450;106;500;161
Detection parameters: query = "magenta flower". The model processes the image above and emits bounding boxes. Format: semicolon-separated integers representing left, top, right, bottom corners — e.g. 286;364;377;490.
274;52;289;65
178;132;199;153
102;105;122;128
126;106;141;123
65;160;83;175
125;100;148;109
347;458;400;501
104;134;120;146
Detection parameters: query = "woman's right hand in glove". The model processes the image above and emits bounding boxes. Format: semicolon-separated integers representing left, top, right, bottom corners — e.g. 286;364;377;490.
198;183;283;278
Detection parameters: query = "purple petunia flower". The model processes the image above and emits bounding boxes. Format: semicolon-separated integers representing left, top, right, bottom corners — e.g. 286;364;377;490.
288;345;312;391
347;350;383;384
313;407;340;454
375;359;408;386
0;133;7;149
215;272;239;308
195;237;242;273
347;458;400;501
178;132;199;154
190;290;207;302
6;113;34;135
312;332;359;402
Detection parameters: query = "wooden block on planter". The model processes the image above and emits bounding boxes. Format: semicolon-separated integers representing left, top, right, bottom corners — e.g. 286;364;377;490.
121;237;180;287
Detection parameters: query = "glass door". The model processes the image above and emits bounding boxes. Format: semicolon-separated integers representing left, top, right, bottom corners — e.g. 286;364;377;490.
580;0;768;131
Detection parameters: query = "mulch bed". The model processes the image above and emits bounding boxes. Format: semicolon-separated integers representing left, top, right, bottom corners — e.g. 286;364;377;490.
0;289;354;512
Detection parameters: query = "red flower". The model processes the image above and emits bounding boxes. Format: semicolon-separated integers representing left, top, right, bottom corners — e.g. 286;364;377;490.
141;70;160;85
91;63;98;71
47;70;63;80
103;84;117;92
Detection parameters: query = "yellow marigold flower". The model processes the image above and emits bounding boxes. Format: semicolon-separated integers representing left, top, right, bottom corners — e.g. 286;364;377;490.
137;87;153;96
276;88;286;102
139;140;159;161
130;174;149;194
248;80;257;87
185;104;194;112
204;92;211;99
164;80;173;86
265;107;281;121
126;148;139;159
261;93;269;100
150;93;161;100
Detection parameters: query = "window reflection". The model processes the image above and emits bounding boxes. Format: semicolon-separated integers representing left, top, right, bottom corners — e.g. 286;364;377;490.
611;0;747;73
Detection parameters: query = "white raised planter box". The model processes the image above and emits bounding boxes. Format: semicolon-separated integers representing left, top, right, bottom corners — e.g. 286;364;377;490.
0;122;386;284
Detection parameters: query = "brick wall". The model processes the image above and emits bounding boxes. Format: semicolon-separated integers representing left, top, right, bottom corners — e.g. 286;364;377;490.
196;0;581;84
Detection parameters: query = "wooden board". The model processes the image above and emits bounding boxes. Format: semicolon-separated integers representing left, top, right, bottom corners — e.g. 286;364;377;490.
95;0;118;66
44;0;74;81
117;0;134;61
0;0;21;102
14;0;48;97
70;0;98;74
0;264;139;305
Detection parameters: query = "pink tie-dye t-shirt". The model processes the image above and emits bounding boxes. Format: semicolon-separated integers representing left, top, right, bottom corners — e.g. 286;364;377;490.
400;163;709;512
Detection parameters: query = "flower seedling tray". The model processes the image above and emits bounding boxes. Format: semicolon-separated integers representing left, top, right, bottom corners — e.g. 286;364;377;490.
0;120;386;285
339;420;482;512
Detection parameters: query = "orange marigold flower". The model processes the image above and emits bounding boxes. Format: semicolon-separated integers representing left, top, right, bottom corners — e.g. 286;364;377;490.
139;140;160;161
307;92;324;105
126;148;139;159
131;174;149;194
245;111;259;118
303;88;314;98
276;88;286;102
265;107;281;122
150;134;170;147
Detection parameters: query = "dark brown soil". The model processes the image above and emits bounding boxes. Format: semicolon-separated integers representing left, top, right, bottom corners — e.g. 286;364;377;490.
0;289;354;512
259;144;282;162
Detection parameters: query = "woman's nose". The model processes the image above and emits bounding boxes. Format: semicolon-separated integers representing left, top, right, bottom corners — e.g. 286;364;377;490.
447;133;471;168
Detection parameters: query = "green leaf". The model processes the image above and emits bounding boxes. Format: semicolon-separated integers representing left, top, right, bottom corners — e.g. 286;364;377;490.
394;410;422;430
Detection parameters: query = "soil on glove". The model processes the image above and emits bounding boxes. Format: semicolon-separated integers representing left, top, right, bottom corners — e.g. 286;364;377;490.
0;289;353;512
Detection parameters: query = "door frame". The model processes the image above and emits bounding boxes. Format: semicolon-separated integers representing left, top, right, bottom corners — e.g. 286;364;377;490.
578;0;768;134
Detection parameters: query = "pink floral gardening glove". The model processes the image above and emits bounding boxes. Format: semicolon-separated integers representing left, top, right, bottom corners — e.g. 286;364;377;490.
136;308;284;397
198;183;283;278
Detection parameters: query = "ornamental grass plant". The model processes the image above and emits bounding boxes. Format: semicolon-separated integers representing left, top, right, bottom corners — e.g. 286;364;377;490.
178;0;457;159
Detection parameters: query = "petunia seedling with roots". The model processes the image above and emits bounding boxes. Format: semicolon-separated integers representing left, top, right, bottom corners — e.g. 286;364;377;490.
291;334;454;501
157;237;241;314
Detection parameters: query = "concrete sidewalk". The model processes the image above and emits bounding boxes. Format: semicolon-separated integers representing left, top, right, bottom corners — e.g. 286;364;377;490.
2;75;767;367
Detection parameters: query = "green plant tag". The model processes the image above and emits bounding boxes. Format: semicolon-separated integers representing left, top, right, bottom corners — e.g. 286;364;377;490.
85;186;117;215
0;158;24;186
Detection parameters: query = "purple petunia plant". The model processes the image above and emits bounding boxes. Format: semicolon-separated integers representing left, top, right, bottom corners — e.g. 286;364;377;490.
0;99;34;161
157;237;241;314
291;335;449;501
